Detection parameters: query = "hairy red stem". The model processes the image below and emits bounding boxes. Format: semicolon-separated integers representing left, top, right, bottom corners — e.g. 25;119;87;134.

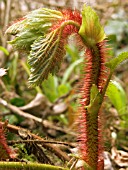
78;41;109;169
0;122;16;159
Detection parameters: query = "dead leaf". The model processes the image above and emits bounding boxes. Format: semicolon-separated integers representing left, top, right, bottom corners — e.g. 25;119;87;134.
111;147;128;167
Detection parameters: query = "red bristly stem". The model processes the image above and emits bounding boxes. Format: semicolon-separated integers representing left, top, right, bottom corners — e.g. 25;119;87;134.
79;41;109;170
0;122;16;159
52;14;109;169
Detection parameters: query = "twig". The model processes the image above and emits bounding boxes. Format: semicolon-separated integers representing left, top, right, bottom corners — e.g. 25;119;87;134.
0;97;76;136
0;111;11;116
0;121;70;162
0;97;43;122
8;139;75;148
3;0;12;47
1;0;12;67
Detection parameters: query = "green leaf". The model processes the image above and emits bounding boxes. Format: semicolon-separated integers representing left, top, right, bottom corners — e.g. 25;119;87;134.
66;44;81;62
86;84;102;114
9;30;43;51
26;8;63;26
79;4;106;46
0;46;9;55
10;97;25;107
42;74;59;102
5;115;19;125
106;80;127;115
28;29;66;86
58;83;71;96
8;52;18;84
61;58;83;84
6;8;63;51
5;18;26;35
106;52;128;71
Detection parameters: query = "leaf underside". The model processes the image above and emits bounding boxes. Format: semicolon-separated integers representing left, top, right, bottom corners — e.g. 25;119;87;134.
28;30;66;86
6;8;66;86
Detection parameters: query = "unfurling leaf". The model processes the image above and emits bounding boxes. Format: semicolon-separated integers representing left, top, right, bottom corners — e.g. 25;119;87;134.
79;4;106;46
6;8;82;86
6;8;63;51
28;29;65;86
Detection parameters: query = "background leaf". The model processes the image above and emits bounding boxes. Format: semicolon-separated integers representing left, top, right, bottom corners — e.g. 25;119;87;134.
61;58;83;84
106;52;128;71
0;46;9;56
106;80;127;115
42;74;58;102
